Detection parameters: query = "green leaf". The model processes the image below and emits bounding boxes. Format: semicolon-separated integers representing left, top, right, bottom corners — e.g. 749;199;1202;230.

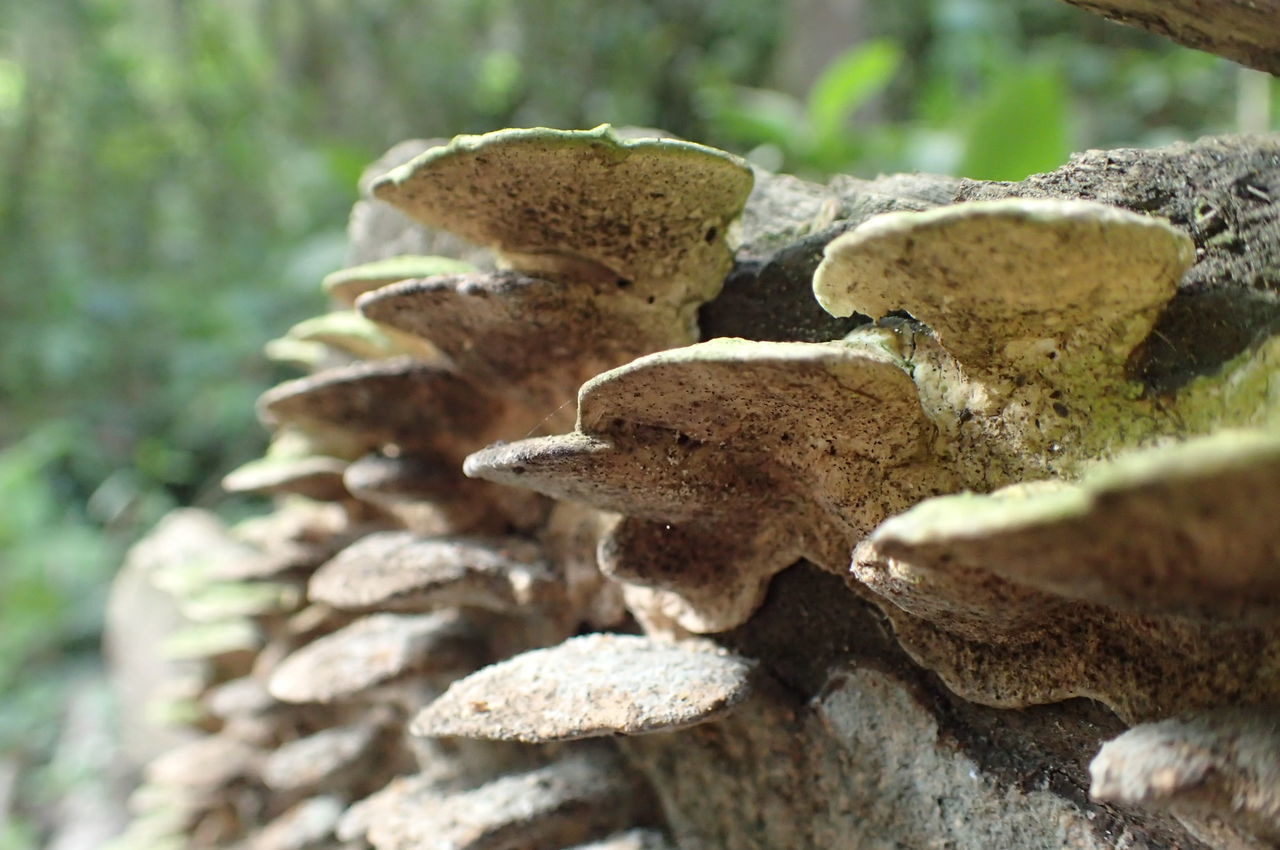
807;39;903;144
959;65;1071;181
714;86;807;150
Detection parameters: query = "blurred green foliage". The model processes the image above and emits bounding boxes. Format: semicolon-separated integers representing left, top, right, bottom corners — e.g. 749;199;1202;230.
0;0;1274;844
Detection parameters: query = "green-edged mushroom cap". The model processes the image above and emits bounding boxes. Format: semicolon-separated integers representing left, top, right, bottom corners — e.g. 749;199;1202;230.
856;428;1280;625
266;611;484;704
322;255;476;306
273;310;443;363
371;126;754;335
813;199;1193;378
1090;709;1280;845
257;357;511;459
850;428;1280;722
465;336;939;631
358;270;690;413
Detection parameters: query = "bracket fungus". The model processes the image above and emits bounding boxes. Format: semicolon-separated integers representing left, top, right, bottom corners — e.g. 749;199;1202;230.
260;723;382;794
466;336;940;631
257;357;551;533
114;119;1280;850
267;610;485;704
146;734;261;794
370;125;753;340
257;357;510;459
1089;708;1280;847
308;531;562;615
813;198;1192;380
321;254;477;306
339;452;545;536
222;454;349;503
359;270;690;414
267;310;441;365
852;428;1280;721
814;198;1197;482
412;633;757;743
363;747;651;850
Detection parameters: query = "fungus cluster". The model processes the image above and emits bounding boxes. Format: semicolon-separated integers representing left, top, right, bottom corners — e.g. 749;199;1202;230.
112;125;1280;850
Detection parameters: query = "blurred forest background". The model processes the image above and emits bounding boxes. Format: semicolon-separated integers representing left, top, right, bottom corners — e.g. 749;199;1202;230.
0;0;1275;846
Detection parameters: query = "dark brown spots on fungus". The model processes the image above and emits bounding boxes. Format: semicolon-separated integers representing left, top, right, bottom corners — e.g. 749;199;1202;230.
852;429;1280;721
358;270;690;416
112;125;1280;850
370;125;753;341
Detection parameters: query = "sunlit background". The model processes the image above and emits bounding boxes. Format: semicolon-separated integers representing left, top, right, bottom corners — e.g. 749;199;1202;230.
0;0;1275;846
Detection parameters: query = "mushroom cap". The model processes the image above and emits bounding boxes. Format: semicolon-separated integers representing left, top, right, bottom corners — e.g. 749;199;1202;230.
370;125;753;327
466;337;931;519
341;453;458;503
263;336;340;371
308;531;560;614
856;428;1280;624
358;271;689;411
260;724;379;793
464;337;936;631
222;454;349;501
411;633;756;743
1090;708;1280;844
322;255;476;306
812;199;1193;377
257;357;507;458
364;747;645;850
341;452;549;536
267;611;484;704
274;310;442;363
204;677;276;721
248;795;345;850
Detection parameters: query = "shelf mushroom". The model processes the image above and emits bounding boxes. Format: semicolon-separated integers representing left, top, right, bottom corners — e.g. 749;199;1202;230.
359;269;690;416
412;633;756;743
465;336;941;631
851;427;1280;721
267;610;486;705
370;125;754;343
322;254;476;306
308;531;562;615
1090;708;1280;847
813;198;1196;480
362;747;652;850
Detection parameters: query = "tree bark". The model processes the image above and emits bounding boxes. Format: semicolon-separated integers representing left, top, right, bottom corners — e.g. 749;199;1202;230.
1057;0;1280;74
